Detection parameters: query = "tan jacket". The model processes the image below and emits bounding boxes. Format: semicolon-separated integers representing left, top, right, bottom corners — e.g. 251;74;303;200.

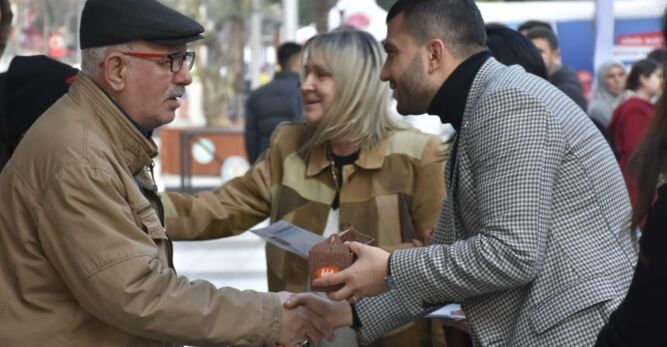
0;74;281;347
165;123;446;291
163;124;446;346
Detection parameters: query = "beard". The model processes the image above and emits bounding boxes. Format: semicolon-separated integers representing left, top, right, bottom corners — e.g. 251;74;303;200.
395;55;432;115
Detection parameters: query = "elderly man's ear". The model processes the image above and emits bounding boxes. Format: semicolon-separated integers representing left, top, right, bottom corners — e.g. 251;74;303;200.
102;53;129;92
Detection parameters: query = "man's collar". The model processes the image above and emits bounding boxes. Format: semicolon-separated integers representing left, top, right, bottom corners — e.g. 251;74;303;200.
427;50;491;131
70;74;158;175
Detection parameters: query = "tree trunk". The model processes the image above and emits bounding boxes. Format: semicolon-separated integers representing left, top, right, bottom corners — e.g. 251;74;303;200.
0;0;13;58
161;0;251;128
228;7;245;122
196;12;230;127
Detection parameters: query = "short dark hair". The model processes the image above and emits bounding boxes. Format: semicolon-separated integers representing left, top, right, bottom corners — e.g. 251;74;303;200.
626;58;659;91
647;48;666;64
386;0;487;59
277;42;302;70
485;24;548;79
526;27;559;50
517;20;553;33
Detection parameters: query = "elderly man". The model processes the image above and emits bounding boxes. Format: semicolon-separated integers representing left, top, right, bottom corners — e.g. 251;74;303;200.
0;0;331;346
287;0;636;346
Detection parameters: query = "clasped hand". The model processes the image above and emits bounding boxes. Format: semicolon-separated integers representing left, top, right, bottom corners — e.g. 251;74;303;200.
273;242;391;346
273;292;351;347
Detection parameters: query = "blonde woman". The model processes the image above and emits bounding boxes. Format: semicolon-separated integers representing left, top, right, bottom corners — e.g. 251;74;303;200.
163;30;446;347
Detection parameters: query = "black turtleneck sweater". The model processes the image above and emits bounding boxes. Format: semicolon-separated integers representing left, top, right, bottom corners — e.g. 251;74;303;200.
428;50;490;179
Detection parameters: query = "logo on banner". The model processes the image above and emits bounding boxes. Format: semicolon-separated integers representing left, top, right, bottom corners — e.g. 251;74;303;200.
613;32;664;66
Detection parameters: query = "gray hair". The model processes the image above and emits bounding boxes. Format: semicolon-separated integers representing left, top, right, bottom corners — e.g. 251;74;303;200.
298;30;408;156
80;42;133;77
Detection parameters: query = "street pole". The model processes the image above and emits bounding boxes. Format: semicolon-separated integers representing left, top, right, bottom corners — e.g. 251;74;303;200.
75;0;84;65
250;0;263;90
282;0;298;42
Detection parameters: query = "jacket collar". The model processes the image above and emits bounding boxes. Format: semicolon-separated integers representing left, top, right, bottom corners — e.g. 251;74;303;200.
305;139;387;177
69;74;158;175
428;51;490;131
463;57;505;121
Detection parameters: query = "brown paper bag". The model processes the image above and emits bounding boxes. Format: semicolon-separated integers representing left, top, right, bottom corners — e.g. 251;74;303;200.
308;226;375;292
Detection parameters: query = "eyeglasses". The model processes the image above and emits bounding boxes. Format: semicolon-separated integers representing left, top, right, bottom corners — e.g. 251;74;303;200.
120;51;196;73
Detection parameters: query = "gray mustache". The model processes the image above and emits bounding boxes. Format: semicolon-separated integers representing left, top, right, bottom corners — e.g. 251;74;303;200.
164;87;185;100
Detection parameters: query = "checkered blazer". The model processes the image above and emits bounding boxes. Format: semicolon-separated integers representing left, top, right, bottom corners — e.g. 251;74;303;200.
355;58;637;346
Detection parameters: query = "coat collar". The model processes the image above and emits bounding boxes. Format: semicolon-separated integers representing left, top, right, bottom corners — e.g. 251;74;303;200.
462;57;506;122
428;51;490;131
69;74;158;175
304;139;387;177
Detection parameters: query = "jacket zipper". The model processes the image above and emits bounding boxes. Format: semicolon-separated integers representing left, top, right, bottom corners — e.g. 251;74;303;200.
144;161;176;272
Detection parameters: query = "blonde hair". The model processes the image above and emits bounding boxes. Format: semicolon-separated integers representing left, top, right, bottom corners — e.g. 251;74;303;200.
298;30;408;156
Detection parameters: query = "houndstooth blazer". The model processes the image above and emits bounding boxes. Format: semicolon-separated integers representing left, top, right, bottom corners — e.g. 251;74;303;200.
355;58;637;346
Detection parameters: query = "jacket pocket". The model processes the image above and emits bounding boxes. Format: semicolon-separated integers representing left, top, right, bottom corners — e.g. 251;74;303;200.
136;205;167;241
135;205;172;269
529;275;618;334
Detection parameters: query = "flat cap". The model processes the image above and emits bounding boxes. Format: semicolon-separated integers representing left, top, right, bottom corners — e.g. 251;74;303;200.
80;0;204;49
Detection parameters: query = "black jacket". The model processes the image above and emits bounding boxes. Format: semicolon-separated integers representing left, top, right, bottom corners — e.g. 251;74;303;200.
550;64;587;112
244;71;301;163
595;184;667;347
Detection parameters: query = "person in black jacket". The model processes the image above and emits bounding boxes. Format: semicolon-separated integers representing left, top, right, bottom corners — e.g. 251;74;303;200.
595;9;667;347
526;27;588;111
485;23;548;80
0;55;77;170
244;42;302;163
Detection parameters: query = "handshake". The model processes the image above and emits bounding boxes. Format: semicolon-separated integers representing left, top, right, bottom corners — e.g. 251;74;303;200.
268;241;394;347
271;292;351;347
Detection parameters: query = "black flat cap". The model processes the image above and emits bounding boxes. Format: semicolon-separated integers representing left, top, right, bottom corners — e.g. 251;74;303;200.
80;0;204;49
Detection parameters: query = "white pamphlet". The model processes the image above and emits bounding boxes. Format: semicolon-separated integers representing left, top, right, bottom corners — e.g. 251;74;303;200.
250;221;325;259
424;303;466;320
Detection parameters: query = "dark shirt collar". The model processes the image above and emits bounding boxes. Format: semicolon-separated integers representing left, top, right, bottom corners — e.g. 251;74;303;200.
427;51;491;131
124;111;153;139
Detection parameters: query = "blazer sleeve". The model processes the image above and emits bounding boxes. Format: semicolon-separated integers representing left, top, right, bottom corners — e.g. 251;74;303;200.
386;88;561;317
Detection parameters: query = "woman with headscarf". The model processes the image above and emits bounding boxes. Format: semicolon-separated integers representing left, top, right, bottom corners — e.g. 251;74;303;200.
588;60;627;128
